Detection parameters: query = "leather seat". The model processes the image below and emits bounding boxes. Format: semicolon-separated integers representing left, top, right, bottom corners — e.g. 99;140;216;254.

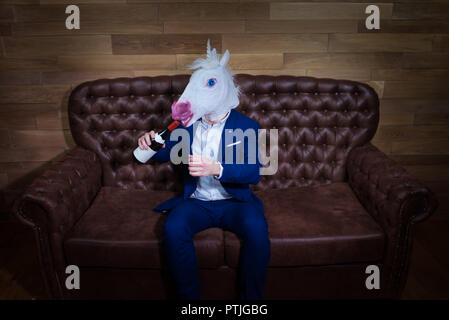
225;182;385;267
64;186;225;269
65;182;384;270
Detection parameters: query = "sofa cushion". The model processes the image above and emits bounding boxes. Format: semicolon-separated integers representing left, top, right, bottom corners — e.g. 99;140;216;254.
64;187;224;269
225;182;385;267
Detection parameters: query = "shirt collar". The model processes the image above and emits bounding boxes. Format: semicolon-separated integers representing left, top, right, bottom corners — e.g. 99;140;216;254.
200;111;230;128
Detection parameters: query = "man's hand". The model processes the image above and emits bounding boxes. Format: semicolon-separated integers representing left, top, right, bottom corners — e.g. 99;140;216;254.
188;155;221;177
138;130;165;150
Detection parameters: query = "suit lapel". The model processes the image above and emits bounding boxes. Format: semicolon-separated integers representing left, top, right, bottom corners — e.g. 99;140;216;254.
218;109;237;163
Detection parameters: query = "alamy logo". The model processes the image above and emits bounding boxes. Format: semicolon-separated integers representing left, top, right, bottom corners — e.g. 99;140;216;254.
65;265;80;290
168;126;279;175
365;265;380;290
65;5;80;30
365;5;380;30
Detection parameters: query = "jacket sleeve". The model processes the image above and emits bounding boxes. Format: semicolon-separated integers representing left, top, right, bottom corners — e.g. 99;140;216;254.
218;122;262;185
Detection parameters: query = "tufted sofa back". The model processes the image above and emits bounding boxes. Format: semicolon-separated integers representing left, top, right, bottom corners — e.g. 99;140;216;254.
68;74;379;192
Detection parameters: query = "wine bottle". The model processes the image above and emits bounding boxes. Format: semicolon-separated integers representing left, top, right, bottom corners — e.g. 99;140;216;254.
133;120;180;163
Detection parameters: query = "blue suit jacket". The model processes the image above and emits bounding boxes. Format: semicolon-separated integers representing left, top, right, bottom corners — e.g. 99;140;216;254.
152;109;263;214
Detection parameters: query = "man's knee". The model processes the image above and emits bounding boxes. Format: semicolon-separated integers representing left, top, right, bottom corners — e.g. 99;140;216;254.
240;208;269;242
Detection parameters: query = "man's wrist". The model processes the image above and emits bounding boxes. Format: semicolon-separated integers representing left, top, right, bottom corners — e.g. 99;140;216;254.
213;162;223;179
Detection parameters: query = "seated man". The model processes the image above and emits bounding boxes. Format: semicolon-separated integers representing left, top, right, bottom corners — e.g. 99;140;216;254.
138;108;271;300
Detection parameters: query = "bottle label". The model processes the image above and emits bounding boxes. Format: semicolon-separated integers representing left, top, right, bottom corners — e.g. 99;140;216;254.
154;133;164;144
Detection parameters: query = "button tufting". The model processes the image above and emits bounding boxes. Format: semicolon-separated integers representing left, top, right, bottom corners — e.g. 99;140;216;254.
294;92;298;95
314;92;318;95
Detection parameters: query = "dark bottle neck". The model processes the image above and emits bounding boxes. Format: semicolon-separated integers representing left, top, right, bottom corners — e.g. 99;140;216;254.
157;121;180;140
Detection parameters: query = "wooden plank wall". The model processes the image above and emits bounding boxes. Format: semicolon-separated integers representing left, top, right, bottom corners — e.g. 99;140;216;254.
0;1;448;218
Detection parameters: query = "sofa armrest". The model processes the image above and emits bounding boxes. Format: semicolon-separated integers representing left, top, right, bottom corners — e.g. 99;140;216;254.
347;143;438;229
13;147;102;236
347;143;438;297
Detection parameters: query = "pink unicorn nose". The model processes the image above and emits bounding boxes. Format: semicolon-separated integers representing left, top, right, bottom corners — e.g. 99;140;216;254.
171;100;193;127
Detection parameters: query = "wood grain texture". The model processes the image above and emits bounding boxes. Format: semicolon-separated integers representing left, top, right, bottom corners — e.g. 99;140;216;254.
14;4;158;22
246;20;357;33
165;21;245;34
329;34;433;53
57;55;176;71
271;2;393;20
158;2;269;21
177;53;283;70
222;34;328;53
12;21;164;36
0;0;447;224
4;36;112;58
112;34;221;54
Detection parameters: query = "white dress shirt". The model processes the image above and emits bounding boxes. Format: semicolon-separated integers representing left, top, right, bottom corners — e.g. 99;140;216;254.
189;111;233;201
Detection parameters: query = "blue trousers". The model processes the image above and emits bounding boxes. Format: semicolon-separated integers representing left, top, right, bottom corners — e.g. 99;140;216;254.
162;196;271;300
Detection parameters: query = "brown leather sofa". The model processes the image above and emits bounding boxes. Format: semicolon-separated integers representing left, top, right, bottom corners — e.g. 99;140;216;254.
13;74;438;299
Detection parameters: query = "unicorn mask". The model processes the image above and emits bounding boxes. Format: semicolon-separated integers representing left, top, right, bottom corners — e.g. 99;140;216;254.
171;39;241;127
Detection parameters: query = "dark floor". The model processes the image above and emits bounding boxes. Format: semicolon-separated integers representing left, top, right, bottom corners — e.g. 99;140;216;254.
1;206;448;300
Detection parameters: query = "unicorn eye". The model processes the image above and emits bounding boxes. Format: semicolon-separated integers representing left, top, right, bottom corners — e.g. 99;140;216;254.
207;78;217;87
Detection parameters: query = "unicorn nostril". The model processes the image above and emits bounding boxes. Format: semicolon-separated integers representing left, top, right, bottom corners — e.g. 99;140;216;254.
171;100;193;126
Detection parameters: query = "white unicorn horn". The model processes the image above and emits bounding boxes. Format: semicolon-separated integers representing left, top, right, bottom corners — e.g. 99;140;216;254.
206;39;211;58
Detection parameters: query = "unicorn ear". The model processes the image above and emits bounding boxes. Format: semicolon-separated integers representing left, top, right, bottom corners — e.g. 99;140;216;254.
219;49;230;67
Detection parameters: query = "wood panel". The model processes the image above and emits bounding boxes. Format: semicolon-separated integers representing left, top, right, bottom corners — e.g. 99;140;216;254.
177;53;283;70
0;1;447;229
3;36;112;58
246;20;357;33
165;21;245;34
112;34;221;55
270;2;393;20
14;4;158;22
158;2;269;21
222;34;328;53
12;21;164;36
57;55;176;71
284;53;402;69
329;34;433;53
393;3;449;20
